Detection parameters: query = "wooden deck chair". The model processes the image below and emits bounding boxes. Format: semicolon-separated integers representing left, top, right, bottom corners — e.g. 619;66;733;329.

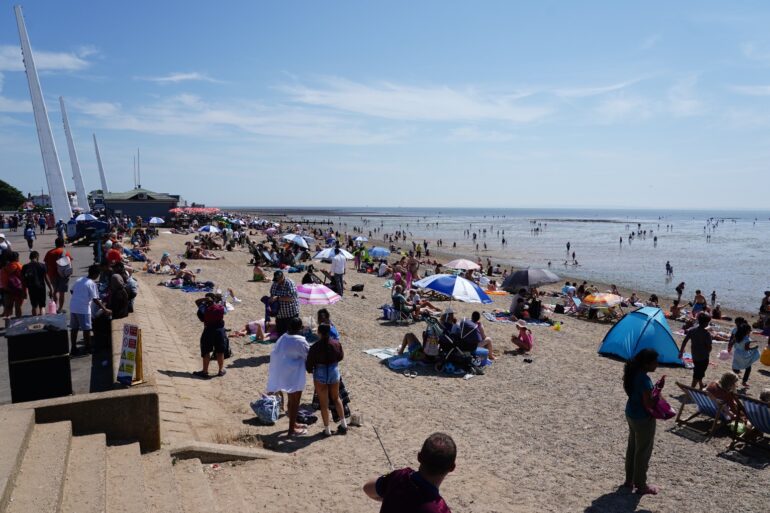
564;296;582;316
675;382;730;437
731;396;770;451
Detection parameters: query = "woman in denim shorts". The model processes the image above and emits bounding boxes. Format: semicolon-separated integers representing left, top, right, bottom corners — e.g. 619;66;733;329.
306;324;347;436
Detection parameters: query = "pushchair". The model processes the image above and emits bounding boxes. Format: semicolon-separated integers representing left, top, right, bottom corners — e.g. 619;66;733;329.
423;316;485;375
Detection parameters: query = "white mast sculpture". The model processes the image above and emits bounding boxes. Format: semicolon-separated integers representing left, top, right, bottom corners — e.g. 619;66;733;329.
93;134;109;193
60;97;89;212
15;5;72;221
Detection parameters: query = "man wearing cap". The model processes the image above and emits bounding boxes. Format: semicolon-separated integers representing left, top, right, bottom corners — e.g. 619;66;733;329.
270;270;300;336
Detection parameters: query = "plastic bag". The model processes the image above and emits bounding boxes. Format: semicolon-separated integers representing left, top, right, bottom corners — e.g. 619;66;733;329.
46;299;58;315
250;395;281;424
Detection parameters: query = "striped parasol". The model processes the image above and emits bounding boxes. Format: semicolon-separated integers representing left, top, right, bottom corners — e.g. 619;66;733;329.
582;293;622;308
445;258;480;270
296;284;342;305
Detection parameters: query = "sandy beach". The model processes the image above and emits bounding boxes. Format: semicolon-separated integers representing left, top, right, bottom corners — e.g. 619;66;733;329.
134;230;769;513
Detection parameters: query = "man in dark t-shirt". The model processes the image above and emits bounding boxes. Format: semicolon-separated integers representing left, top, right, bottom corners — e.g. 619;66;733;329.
679;312;713;389
364;433;456;513
21;251;52;316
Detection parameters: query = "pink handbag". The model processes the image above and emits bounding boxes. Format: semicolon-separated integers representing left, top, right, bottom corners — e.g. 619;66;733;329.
647;377;675;420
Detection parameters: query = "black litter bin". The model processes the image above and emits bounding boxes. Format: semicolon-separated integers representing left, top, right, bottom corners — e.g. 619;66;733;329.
6;314;72;403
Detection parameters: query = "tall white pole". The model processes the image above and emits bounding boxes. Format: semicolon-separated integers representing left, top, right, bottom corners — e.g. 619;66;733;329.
137;148;141;188
15;5;72;221
60;97;89;212
93;134;109;192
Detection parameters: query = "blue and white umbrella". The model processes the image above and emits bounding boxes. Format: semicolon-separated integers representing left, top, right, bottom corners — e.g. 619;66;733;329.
313;247;354;260
413;274;493;304
148;217;165;225
354;236;368;243
198;225;220;233
75;213;98;222
369;247;391;258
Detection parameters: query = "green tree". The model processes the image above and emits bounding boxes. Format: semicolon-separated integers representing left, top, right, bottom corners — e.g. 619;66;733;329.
0;180;25;210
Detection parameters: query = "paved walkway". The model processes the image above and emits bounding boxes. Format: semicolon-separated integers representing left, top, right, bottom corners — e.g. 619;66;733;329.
126;280;228;446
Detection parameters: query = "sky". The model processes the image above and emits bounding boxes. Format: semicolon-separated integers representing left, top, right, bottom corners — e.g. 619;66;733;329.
1;0;770;209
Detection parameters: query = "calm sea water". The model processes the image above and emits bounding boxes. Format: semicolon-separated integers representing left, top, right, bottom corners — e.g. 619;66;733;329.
233;207;770;312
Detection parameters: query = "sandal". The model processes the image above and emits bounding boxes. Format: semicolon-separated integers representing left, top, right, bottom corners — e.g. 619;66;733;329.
217;369;227;377
636;485;659;496
289;428;308;437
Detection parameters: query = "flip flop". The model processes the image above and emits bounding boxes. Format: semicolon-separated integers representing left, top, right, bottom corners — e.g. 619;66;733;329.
289;428;308;437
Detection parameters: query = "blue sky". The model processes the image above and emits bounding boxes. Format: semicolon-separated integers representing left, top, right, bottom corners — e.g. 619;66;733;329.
2;1;770;209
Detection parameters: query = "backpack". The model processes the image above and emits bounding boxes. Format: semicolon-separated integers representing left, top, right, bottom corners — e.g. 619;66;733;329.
56;255;73;278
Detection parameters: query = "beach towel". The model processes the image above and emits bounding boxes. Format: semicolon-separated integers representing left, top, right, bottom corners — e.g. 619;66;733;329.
364;347;400;360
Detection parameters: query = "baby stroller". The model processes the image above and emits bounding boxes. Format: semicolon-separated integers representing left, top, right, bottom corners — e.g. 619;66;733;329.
423;316;485;375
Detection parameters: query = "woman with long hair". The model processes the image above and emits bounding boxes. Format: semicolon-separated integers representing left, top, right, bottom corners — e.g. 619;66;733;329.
306;324;347;436
728;321;760;388
623;348;659;495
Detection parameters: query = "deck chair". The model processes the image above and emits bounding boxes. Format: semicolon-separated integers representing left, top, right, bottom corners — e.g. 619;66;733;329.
675;382;730;437
564;296;582;316
731;396;770;451
391;295;413;325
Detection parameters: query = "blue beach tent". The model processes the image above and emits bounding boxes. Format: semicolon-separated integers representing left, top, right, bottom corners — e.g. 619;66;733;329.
598;307;682;365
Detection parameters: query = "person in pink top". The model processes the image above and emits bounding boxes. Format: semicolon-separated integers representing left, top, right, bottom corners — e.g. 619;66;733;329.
511;320;533;352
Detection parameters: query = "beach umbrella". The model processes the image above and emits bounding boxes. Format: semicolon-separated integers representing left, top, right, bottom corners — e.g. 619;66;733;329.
198;225;220;233
354;236;368;243
445;258;480;270
369;247;391;258
282;233;309;249
301;235;316;243
582;293;623;308
313;247;354;260
75;213;98;222
413;274;493;304
264;227;278;235
296;284;342;305
148;217;165;225
502;269;559;292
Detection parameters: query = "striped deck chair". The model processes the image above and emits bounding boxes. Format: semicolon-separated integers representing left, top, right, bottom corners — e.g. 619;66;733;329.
731;396;770;451
675;382;730;437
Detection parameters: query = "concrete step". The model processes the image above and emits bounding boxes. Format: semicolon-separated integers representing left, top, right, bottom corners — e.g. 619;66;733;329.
6;421;72;513
142;450;183;513
61;434;107;513
0;409;35;512
172;458;216;513
106;442;146;513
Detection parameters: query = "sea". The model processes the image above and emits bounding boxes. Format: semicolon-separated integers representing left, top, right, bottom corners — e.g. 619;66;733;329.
230;207;770;313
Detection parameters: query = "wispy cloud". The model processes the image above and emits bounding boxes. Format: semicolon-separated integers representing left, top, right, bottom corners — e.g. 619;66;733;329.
667;76;703;117
641;34;662;50
279;77;550;123
71;94;401;145
135;72;223;84
0;45;93;72
594;93;652;123
729;84;770;96
447;126;517;142
553;79;642;98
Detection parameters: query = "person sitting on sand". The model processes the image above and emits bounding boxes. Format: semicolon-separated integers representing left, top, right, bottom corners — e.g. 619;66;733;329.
392;272;406;291
392;285;418;319
628;292;640;307
174;261;196;284
610;284;621;296
706;372;744;421
487;280;498;292
646;294;659;308
160;252;172;267
471;311;495;359
511;320;533;353
712;303;723;320
408;289;441;316
378;260;392;277
253;263;266;282
669;300;682;320
364;432;456;512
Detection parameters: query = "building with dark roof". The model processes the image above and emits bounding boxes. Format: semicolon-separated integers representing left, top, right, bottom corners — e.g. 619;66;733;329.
102;188;179;219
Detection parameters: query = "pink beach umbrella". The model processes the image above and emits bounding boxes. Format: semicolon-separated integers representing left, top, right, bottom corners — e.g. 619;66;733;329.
264;227;278;235
445;258;480;271
296;284;341;305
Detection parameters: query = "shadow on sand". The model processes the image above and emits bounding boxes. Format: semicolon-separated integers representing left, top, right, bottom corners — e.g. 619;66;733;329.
584;487;650;513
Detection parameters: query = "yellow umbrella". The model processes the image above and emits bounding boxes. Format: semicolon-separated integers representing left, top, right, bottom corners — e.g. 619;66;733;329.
582;293;623;308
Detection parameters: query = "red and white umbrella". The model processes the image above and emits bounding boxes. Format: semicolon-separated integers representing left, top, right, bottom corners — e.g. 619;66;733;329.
296;284;341;305
445;258;480;270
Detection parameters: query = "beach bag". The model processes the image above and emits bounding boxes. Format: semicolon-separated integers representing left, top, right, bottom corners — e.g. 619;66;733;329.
761;347;770;367
351;284;364;292
56;255;73;278
554;304;565;314
647;377;675;420
250;395;281;424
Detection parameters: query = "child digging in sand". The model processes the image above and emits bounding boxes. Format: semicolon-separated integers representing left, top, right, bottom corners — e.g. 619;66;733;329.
511;320;533;353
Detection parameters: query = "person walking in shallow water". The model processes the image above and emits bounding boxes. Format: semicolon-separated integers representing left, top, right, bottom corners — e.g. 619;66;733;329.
623;348;660;496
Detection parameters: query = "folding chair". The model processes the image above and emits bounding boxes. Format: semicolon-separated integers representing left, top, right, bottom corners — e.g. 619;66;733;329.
731;396;770;451
675;382;730;437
